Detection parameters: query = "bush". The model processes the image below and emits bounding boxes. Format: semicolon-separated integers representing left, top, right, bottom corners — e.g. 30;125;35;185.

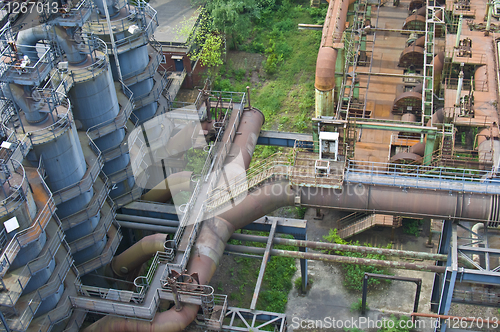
323;229;392;292
295;207;307;218
403;219;423;237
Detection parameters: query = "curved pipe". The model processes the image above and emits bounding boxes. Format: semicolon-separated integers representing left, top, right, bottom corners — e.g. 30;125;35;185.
111;233;168;278
4;84;47;124
17;25;86;64
86;169;500;332
141;171;193;203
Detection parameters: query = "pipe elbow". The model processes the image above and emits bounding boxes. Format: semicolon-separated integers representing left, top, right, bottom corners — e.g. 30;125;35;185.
315;47;337;91
111;233;167;277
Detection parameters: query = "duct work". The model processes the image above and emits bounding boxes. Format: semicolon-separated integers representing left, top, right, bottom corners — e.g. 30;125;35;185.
17;25;86;64
315;0;357;117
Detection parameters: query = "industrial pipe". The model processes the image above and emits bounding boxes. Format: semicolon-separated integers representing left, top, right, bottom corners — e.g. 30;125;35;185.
4;84;48;124
455;14;464;48
17;25;86;64
225;244;446;273
141;171;193;203
315;0;357;117
116;221;177;234
86;166;500;332
115;214;179;227
111;233;168;278
230;233;450;262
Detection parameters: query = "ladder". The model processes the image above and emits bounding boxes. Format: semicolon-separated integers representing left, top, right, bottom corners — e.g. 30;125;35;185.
336;0;369;119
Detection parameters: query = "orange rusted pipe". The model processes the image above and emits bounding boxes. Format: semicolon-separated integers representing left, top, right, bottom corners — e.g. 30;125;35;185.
315;0;357;116
111;233;168;278
141;171;193;203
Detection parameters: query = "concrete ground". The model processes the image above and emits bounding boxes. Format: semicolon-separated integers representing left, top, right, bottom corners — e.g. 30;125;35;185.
286;208;499;332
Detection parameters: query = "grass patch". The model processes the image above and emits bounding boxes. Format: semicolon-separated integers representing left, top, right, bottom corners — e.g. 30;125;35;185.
222;231;297;312
350;298;368;313
211;0;323;133
402;219;423;237
323;229;392;292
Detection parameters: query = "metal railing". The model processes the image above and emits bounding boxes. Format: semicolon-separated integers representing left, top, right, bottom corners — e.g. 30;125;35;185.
0;160;29;219
122;39;163;84
3;93;73;145
60;177;110;231
172;94;244;250
0;227;65;307
8;252;73;331
0;43;56;85
86;83;134;141
444;77;488;92
70;37;108;83
52;152;103;205
76;224;122;275
446;49;487;65
132;69;170;110
0;185;55;280
69;201;115;253
345;160;500;194
53;0;92;26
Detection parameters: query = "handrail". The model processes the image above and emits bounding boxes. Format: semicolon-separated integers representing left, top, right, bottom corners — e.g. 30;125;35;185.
0;183;55;279
69;202;114;253
60;177;110;230
0;160;29;219
52;151;103;205
122;40;163;83
0;227;65;307
76;225;122;275
132;69;170;110
0;43;56;84
8;251;73;331
86;82;134;141
54;0;92;26
70;37;108;83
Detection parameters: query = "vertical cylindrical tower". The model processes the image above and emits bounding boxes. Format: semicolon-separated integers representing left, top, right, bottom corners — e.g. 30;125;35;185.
82;0;161;202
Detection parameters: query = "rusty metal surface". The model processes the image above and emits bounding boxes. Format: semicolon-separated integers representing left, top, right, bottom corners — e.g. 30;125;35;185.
225;244;446;273
392;91;422;114
403;15;426;31
111;233;168;278
315;47;337;91
390;152;422;163
398;45;425;68
141;171;193;203
230;233;450;261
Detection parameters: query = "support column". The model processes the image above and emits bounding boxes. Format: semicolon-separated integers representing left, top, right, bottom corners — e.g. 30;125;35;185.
423;132;437;165
300;233;308;293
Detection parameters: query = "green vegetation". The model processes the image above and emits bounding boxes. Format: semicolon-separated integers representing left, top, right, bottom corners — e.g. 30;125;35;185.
184;147;207;174
203;0;325;133
294;275;312;290
223;231;297;312
350;298;368;313
323;229;392;292
402;219;423;237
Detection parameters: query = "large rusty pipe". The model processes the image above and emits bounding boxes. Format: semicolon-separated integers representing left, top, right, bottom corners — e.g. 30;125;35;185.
111;233;168;278
85;109;266;332
315;0;357;117
225;244;446;273
230;233;450;261
141;171;193;203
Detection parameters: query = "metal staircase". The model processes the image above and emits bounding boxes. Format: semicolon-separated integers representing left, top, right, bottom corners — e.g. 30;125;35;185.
338;214;402;239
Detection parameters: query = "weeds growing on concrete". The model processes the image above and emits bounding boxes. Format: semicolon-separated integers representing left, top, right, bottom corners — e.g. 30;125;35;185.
323;229;392;292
